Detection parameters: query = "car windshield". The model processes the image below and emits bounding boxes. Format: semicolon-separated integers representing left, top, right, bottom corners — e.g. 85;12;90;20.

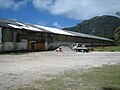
78;44;82;47
77;44;90;47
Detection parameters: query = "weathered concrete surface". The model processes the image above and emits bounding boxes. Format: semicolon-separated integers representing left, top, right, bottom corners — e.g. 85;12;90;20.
0;51;120;90
16;41;27;50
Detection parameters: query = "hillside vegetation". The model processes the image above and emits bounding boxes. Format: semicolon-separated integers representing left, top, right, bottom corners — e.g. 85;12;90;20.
64;15;120;40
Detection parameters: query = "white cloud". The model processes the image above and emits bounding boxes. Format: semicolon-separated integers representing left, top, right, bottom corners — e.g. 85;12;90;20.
0;0;30;10
1;0;120;20
53;22;63;29
37;21;47;25
32;0;120;20
13;0;30;10
32;0;54;10
0;0;14;9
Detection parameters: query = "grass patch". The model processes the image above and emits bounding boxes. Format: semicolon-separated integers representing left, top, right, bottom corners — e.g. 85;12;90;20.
82;65;120;90
94;46;120;52
15;65;120;90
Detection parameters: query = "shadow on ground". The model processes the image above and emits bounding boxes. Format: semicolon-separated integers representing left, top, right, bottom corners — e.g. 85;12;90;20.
101;87;120;90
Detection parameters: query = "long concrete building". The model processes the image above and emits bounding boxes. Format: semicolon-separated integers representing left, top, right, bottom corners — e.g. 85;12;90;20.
0;18;114;52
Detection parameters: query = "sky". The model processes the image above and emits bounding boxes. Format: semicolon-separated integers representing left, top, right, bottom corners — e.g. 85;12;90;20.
0;0;120;28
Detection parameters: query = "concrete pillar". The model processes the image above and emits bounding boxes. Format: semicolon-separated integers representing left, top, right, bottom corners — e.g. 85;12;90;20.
45;33;48;50
0;27;2;51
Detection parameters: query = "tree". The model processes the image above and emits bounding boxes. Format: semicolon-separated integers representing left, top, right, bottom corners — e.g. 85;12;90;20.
115;27;120;45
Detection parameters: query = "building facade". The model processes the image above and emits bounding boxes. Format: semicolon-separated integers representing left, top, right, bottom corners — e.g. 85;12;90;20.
0;18;114;52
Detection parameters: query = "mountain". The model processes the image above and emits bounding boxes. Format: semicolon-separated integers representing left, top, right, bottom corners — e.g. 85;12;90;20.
64;15;120;39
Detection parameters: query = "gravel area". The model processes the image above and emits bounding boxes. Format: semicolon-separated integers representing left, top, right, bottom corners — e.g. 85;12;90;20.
0;51;120;90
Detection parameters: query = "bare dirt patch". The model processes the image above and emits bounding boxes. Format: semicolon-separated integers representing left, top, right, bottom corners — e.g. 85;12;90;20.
0;51;120;90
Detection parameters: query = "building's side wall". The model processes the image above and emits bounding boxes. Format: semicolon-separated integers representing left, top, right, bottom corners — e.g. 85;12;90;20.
3;42;14;51
0;27;2;51
46;34;76;50
14;30;29;51
27;32;45;51
45;33;114;50
1;28;28;51
2;27;13;42
1;27;45;52
2;27;14;51
16;41;28;50
0;26;114;52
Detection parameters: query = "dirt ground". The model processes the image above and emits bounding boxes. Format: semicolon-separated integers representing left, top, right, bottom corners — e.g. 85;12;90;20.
0;51;120;90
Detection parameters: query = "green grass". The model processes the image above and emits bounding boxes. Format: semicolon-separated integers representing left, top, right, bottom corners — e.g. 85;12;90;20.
15;65;120;90
94;46;120;52
81;65;120;90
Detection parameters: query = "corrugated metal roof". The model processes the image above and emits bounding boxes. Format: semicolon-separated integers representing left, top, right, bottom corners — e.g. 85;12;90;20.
0;22;9;27
0;18;114;42
35;25;74;36
0;18;43;32
12;22;42;31
66;30;113;41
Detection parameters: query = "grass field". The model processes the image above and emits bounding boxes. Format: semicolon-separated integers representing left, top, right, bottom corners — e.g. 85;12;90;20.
15;65;120;90
94;46;120;52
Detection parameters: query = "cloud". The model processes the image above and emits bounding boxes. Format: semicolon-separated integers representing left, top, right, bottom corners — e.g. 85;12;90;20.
32;0;120;20
1;0;120;20
0;0;30;10
32;0;55;10
53;22;63;29
13;0;30;10
0;0;14;9
37;21;47;25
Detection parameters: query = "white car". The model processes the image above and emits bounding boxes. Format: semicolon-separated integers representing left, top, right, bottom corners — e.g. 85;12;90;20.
73;43;91;52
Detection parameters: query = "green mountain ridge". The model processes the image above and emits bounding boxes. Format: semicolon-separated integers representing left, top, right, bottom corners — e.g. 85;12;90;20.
64;15;120;40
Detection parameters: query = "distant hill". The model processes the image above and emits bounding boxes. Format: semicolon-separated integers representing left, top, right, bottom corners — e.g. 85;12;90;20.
64;15;120;39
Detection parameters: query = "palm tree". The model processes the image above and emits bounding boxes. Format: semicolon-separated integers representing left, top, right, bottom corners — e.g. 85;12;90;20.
115;27;120;45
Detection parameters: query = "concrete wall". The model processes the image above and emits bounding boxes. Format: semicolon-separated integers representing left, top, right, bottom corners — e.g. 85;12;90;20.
2;41;28;51
47;41;74;50
2;28;13;42
0;27;2;51
16;41;28;50
0;27;2;43
3;42;14;51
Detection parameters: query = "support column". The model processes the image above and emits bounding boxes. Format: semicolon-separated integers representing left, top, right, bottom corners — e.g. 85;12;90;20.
45;33;48;50
0;27;2;51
